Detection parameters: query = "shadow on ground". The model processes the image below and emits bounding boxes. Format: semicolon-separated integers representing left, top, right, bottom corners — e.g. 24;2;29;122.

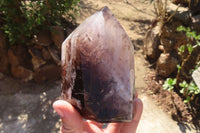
0;77;61;133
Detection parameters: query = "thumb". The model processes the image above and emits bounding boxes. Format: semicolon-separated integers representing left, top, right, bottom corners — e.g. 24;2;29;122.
53;100;84;133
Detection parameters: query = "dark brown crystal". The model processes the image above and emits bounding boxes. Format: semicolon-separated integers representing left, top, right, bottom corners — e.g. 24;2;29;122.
61;6;135;122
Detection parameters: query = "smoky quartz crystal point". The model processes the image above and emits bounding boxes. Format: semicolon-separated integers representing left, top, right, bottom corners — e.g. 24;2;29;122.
61;6;135;122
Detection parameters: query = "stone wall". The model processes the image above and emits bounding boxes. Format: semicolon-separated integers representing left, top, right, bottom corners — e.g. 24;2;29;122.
144;0;200;78
0;26;72;81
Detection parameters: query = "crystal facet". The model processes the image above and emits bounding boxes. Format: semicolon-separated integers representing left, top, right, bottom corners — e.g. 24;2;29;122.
61;6;135;122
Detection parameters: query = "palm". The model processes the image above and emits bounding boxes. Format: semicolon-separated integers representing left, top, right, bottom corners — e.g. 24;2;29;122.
53;99;142;133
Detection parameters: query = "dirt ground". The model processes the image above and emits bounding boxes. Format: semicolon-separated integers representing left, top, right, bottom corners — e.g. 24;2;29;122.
0;0;198;133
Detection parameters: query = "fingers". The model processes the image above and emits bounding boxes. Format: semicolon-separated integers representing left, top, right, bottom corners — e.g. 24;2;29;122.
53;100;83;133
120;98;143;133
83;120;104;133
104;123;124;133
86;120;103;128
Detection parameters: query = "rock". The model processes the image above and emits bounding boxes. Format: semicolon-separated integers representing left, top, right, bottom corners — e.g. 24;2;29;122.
8;45;32;69
51;26;65;49
159;22;188;53
28;48;46;70
8;49;20;67
0;31;9;74
172;0;188;5
11;66;33;81
34;30;53;46
62;7;134;122
167;2;191;25
143;22;161;59
65;27;73;36
42;48;52;61
191;15;200;23
156;53;179;77
192;67;200;89
189;0;200;14
0;72;4;80
31;57;46;70
191;15;200;31
158;45;164;52
33;64;61;82
48;45;61;66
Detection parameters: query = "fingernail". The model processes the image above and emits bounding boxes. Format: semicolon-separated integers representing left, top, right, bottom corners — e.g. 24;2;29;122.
54;108;64;118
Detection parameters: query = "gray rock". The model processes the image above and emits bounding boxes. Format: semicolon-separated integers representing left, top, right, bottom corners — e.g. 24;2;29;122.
192;67;200;89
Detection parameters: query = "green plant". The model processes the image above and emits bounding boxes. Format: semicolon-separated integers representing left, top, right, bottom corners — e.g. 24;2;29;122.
163;26;200;104
179;81;200;103
0;0;80;45
163;78;176;91
176;26;200;83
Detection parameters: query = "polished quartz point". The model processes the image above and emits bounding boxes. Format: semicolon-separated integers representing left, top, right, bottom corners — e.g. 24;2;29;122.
61;6;135;123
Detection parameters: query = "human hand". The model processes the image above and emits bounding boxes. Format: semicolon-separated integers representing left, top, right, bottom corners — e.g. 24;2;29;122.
53;96;143;133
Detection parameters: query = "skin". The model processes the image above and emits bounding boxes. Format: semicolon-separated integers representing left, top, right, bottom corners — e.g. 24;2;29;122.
53;93;143;133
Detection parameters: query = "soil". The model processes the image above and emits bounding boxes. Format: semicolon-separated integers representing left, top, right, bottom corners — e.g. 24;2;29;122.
145;69;200;128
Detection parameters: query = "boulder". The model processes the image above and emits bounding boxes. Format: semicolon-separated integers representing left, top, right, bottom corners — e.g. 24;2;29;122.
8;49;20;67
143;22;162;60
34;30;53;46
42;48;52;61
51;26;65;49
11;65;33;81
8;45;32;69
156;53;179;77
0;31;9;74
0;72;4;80
33;64;61;82
48;45;61;66
167;2;191;25
191;15;200;32
192;67;200;89
65;27;73;36
28;48;46;70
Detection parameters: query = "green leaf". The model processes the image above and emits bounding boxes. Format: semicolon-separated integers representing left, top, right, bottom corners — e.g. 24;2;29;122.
187;44;193;54
5;31;9;34
197;41;200;46
163;82;169;90
177;25;186;32
195;35;200;40
179;81;188;88
186;31;196;39
180;88;185;94
163;78;176;91
178;45;185;53
183;96;191;103
172;79;177;85
177;64;181;70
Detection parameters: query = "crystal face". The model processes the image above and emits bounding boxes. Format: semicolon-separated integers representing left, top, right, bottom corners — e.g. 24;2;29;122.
61;6;135;122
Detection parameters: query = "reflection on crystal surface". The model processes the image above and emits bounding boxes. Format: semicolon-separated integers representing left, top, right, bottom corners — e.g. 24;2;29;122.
61;6;135;122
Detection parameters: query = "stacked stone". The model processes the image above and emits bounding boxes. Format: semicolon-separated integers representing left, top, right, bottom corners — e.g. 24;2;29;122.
0;26;72;81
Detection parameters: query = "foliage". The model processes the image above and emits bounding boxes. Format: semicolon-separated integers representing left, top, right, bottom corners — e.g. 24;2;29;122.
163;26;200;104
0;0;80;45
179;81;200;103
163;78;176;91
